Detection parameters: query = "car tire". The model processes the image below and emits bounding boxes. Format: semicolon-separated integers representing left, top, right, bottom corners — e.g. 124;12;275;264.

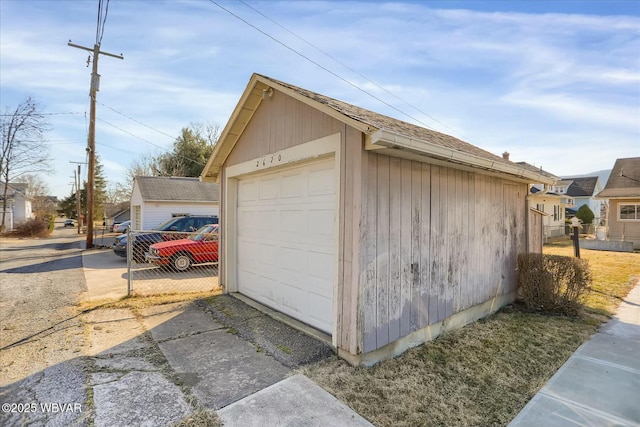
172;253;192;272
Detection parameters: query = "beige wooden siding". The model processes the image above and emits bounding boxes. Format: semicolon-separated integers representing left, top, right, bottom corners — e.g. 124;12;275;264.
360;152;527;353
609;200;640;249
225;90;346;167
528;210;544;253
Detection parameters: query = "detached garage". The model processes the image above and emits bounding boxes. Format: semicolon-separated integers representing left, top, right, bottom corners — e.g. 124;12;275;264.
130;176;220;230
201;73;554;365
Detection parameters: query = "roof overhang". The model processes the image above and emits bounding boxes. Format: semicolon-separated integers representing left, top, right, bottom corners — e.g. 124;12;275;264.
201;74;372;183
366;129;556;185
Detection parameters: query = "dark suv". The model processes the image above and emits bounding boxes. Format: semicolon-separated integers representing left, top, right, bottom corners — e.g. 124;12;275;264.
112;215;219;262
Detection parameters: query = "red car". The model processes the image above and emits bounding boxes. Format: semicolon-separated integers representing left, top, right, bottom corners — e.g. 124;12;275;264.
146;224;219;271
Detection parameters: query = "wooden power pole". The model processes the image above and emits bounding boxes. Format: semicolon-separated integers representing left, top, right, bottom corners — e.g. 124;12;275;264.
68;41;122;248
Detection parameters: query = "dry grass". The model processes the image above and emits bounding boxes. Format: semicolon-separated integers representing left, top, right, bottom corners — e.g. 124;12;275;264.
544;242;640;316
78;290;222;312
172;409;222;427
305;246;640;427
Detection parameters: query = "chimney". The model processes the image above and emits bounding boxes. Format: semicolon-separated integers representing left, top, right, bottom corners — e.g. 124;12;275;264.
502;151;510;161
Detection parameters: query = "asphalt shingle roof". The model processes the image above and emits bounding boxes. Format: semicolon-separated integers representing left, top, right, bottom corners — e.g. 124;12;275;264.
135;176;219;202
564;176;599;197
597;157;640;198
261;74;516;168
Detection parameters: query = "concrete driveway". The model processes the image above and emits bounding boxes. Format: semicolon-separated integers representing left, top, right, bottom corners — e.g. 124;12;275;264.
81;244;218;301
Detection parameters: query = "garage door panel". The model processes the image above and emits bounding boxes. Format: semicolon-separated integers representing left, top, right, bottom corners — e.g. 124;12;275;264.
238;180;257;202
238;209;258;235
237;157;335;334
309;296;332;332
259;177;279;200
309;168;335;196
308;251;334;282
280;246;306;273
279;209;306;234
237;239;258;265
282;173;305;197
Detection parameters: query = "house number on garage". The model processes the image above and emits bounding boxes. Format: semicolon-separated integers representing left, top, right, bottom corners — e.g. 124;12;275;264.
256;154;282;168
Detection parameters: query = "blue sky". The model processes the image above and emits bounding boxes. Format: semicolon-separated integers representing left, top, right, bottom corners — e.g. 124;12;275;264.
1;0;639;199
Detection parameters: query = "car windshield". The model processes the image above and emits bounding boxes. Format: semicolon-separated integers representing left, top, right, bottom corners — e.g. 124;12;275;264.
153;217;181;231
189;225;219;241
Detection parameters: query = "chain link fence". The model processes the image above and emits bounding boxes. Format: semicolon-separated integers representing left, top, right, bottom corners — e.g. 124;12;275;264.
124;228;219;296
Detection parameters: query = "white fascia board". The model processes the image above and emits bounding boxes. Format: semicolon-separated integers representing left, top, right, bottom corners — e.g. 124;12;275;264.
369;129;556;185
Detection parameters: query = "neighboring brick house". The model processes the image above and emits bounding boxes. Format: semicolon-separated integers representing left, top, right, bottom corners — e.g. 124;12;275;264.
596;157;640;249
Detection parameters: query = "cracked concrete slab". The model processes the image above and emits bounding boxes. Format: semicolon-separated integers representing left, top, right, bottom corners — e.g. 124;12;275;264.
158;329;290;409
92;371;191;427
93;355;159;372
140;302;224;343
84;309;149;356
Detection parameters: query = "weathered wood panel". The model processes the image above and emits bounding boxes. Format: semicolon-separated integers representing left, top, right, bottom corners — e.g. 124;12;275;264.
388;157;402;343
410;161;422;332
338;125;363;353
376;155;390;346
400;159;413;336
359;156;529;352
362;151;378;353
528;209;543;253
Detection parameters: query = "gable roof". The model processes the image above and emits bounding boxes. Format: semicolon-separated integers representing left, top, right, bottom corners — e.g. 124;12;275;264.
134;176;219;202
201;73;555;185
597;157;640;199
563;176;599;197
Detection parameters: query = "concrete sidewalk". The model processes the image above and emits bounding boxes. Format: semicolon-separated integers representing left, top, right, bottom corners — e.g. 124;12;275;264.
509;284;640;427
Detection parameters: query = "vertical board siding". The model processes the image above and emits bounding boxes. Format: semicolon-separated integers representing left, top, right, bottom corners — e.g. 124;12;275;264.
361;157;528;352
388;157;402;343
410;161;422;332
419;163;431;328
376;155;390;346
363;152;378;353
399;160;413;336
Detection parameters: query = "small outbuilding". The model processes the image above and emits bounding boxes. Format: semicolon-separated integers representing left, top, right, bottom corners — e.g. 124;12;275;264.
130;176;220;230
201;74;554;365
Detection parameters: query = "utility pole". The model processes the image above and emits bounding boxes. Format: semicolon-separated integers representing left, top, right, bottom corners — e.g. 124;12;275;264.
68;40;123;248
70;161;86;235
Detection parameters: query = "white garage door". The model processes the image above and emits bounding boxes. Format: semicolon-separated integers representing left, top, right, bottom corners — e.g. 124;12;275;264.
237;157;336;334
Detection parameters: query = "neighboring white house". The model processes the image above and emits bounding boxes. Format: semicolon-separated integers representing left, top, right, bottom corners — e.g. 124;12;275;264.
130;177;220;230
514;161;571;239
561;176;604;224
0;182;34;231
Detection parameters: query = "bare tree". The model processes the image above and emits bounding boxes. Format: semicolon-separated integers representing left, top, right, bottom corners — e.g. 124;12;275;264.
1;97;52;231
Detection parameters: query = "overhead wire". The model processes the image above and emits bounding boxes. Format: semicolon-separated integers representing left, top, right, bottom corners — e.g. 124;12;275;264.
208;0;439;132
237;0;461;136
96;118;208;166
97;101;175;140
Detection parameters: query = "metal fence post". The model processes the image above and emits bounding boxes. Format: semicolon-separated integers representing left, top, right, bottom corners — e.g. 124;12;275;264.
127;229;132;296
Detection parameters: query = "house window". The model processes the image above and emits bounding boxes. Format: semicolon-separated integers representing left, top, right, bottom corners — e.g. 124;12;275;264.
554;205;559;222
619;204;640;221
536;204;544;212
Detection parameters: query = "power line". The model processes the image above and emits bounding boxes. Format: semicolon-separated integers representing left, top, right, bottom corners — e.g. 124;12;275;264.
209;0;438;131
97;101;175;140
0;112;82;116
96;118;208;166
237;0;461;136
